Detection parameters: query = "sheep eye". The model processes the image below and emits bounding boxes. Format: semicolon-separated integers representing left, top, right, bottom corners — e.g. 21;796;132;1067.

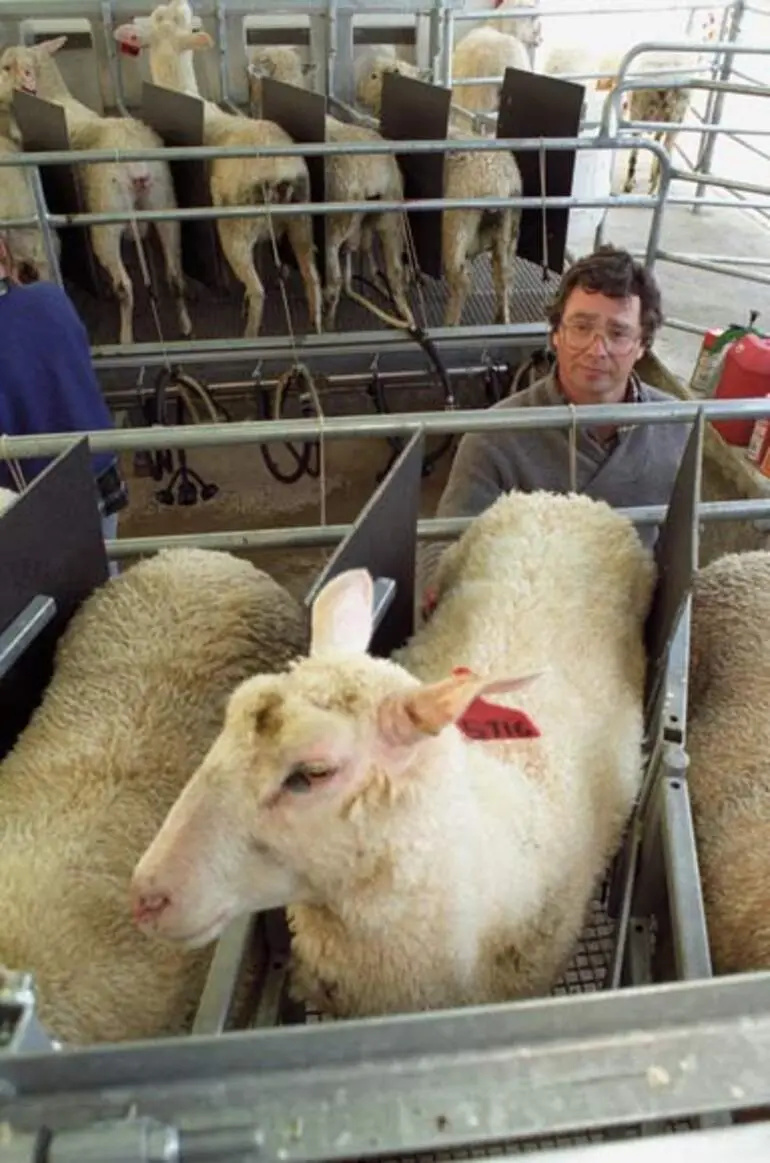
282;763;335;794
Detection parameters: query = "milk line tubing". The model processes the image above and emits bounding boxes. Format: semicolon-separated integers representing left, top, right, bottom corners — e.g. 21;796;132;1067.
1;395;769;459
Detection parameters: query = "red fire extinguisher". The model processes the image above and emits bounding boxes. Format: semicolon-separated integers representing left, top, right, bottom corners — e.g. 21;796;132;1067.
712;328;770;446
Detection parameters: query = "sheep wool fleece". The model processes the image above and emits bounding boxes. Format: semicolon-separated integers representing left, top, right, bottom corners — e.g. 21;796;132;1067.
435;369;691;550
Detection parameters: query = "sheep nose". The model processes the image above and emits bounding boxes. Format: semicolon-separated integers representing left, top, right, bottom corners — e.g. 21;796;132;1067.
131;888;172;926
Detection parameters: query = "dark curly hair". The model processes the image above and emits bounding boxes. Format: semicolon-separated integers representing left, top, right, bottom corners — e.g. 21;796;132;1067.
546;245;664;350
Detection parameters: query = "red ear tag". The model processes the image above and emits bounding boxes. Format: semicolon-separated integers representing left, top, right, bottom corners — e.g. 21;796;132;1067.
458;698;541;742
119;41;141;56
451;666;540;742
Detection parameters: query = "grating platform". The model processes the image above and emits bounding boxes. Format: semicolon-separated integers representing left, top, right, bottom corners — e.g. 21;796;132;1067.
64;241;560;353
293;894;696;1155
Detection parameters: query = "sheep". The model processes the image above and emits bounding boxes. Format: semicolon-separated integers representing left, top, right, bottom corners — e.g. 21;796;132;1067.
192;36;411;332
356;55;523;326
129;489;655;1019
246;44;315;118
486;0;543;52
0;38;191;346
0;92;59;282
451;25;531;117
684;549;770;977
0;546;308;1045
114;1;322;337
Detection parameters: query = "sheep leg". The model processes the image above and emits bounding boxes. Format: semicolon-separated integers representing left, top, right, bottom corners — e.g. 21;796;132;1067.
90;224;135;346
376;212;412;324
649;128;675;196
323;217;348;331
491;210;515;326
622;141;639;194
283;214;323;334
153;217;193;339
216;220;266;337
442;209;476;328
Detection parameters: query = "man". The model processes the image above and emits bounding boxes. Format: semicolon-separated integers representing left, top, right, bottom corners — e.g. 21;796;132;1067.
0;237;127;573
419;244;690;607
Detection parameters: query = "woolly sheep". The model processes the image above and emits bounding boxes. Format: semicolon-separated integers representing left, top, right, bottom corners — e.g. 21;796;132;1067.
115;1;322;337
215;40;411;331
0;38;191;345
0;89;60;282
129;490;654;1019
246;44;315;117
451;25;530;116
486;0;543;51
356;55;523;326
0;547;308;1045
685;549;770;976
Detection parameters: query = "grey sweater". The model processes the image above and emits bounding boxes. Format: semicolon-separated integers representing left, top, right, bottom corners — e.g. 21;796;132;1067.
417;368;691;594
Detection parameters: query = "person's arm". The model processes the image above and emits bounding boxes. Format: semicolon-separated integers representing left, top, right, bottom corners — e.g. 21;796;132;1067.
416;430;513;614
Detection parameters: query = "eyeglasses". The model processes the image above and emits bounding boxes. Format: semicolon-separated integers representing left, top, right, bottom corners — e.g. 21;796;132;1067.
560;319;640;356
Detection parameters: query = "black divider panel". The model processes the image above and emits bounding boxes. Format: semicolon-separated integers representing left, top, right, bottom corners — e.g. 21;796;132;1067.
380;74;451;280
305;429;424;657
12;90;100;296
0;439;108;760
142;82;228;292
261;77;327;283
497;68;585;275
644;413;702;720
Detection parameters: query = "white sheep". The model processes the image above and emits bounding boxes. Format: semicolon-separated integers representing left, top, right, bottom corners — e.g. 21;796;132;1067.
0;38;191;346
486;0;543;52
129;489;654;1019
685;549;770;976
115;2;322;337
246;44;315;117
451;25;531;117
356;55;523;327
0;546;308;1045
203;38;411;331
0;91;60;282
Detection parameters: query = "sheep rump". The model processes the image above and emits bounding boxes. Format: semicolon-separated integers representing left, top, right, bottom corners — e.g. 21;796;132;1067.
0;547;308;1046
686;549;770;976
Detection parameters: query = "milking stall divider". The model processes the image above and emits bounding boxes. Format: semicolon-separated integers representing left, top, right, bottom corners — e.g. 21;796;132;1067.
2;0;770;1157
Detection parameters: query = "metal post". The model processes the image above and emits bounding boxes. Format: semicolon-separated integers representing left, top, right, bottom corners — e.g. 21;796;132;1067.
693;0;746;210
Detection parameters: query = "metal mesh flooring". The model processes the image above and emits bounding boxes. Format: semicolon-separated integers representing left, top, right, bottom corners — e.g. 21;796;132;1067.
66;241;560;350
297;895;696;1155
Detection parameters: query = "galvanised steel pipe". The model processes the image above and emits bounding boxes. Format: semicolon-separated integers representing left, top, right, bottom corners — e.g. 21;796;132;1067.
106;496;770;559
3;397;770;460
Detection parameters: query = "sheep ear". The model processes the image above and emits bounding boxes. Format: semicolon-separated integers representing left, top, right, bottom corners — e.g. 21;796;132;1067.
179;31;214;51
378;669;541;748
37;36;67;56
310;568;374;657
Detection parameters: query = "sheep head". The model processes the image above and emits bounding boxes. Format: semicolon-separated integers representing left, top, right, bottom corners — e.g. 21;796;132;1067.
130;566;539;950
356;56;422;117
114;1;212;93
0;38;66;100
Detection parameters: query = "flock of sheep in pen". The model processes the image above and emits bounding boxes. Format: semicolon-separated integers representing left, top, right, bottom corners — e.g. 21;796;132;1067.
0;0;716;346
0;474;768;1046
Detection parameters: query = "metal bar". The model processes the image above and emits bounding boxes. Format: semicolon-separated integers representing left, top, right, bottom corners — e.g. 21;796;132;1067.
106;497;770;559
631;252;770;267
190;915;256;1037
656;250;770;287
4;397;770;461
0;596;57;682
620;120;770;135
670;166;770;198
716;130;770;165
0;133;670;166
453;0;735;16
529;1124;770;1162
9;973;770;1137
660;763;713;981
695;0;746;202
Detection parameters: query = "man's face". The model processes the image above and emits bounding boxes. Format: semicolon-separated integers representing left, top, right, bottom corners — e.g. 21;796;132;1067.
552;287;645;405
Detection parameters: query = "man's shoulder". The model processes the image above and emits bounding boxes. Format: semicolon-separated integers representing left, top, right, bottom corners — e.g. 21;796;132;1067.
636;379;677;404
491;372;556;412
